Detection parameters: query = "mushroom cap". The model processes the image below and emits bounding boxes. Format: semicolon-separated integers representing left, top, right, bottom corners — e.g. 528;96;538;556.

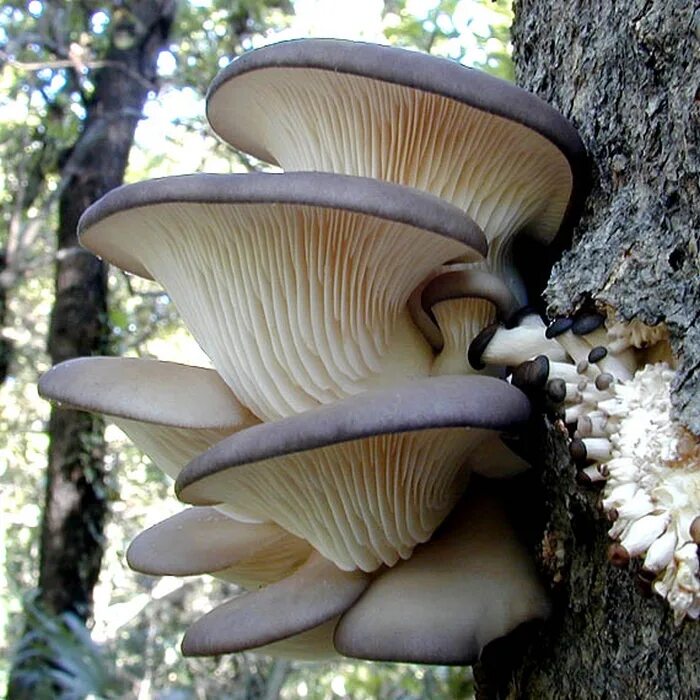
207;38;587;244
176;376;530;572
181;551;369;656
126;507;311;588
333;481;550;665
79;172;485;421
38;357;254;430
420;266;522;345
38;357;258;480
410;265;521;375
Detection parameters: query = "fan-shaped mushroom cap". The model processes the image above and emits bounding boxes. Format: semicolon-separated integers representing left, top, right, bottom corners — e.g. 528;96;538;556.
207;39;586;290
176;376;530;572
181;551;368;657
333;482;550;664
126;507;311;589
38;357;258;480
79;172;485;421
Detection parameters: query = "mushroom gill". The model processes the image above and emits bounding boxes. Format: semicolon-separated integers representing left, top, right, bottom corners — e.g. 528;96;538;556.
206;39;586;300
38;357;258;481
333;481;549;665
176;376;530;572
79;172;485;421
126;507;311;589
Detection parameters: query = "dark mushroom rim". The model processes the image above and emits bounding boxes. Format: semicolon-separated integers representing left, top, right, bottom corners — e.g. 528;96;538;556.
176;374;531;503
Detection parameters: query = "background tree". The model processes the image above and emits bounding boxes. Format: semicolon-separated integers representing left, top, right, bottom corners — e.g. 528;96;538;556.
5;2;176;696
2;1;292;696
476;0;700;697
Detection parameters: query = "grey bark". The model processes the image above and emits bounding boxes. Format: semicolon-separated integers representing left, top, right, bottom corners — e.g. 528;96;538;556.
7;3;175;699
39;0;175;622
475;1;700;698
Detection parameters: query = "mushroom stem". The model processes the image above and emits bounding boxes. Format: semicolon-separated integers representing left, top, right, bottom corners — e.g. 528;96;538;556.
470;323;567;370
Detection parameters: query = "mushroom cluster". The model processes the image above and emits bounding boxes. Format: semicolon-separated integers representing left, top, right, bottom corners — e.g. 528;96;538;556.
39;38;592;664
470;307;700;622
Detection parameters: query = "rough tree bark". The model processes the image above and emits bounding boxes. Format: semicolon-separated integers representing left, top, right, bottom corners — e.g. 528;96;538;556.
7;6;175;698
476;1;700;698
39;0;175;622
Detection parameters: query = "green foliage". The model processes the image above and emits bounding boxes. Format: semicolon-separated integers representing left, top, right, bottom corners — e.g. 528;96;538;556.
8;595;123;699
382;0;514;80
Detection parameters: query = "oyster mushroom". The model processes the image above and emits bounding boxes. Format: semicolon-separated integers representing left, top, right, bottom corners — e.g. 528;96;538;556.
126;507;311;589
334;481;549;664
206;38;587;300
79;172;486;421
176;375;530;572
38;357;258;481
180;550;369;657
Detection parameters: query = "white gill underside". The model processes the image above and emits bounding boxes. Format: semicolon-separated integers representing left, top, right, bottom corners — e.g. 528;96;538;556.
214;534;312;590
184;427;486;572
115;417;230;481
223;69;573;244
113;204;463;421
431;298;497;376
252;617;339;661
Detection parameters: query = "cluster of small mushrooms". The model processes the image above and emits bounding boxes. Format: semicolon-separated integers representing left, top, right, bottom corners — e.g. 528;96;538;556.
39;38;698;665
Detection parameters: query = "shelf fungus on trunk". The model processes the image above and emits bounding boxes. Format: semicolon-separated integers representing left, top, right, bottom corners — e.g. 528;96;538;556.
334;482;549;665
35;38;602;664
468;306;699;621
176;376;531;573
180;549;369;658
78;172;485;422
206;38;587;302
126;507;311;589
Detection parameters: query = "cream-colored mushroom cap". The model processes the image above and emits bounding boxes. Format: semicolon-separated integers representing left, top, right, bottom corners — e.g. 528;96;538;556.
181;551;368;657
176;376;530;573
79;172;486;421
333;482;550;664
126;507;311;589
38;357;258;480
207;39;587;248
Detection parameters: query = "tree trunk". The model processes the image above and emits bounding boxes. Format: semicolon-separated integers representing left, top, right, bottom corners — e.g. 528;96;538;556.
475;0;700;698
0;251;11;384
6;4;175;699
39;0;175;621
